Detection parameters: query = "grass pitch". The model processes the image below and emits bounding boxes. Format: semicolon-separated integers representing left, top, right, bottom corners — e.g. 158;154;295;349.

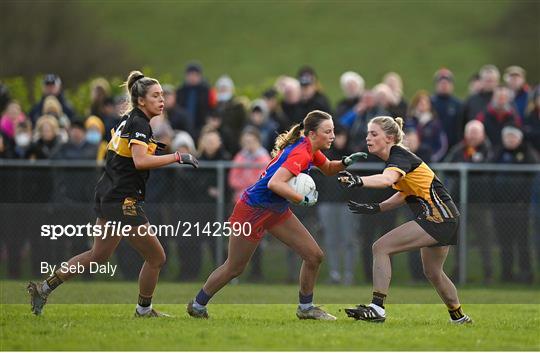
1;281;539;351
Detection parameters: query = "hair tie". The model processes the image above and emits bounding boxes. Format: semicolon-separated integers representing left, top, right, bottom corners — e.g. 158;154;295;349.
299;121;305;129
132;74;145;83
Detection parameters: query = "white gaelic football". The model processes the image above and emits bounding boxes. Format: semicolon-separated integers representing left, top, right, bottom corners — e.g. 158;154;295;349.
287;173;316;197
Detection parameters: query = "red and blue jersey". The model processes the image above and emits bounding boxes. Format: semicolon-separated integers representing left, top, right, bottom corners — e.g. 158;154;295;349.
241;137;327;213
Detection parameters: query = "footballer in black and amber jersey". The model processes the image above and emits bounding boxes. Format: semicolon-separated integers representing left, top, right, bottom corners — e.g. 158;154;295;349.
340;116;472;325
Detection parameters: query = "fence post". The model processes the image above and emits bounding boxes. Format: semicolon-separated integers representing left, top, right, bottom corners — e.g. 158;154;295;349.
216;162;226;266
458;165;468;285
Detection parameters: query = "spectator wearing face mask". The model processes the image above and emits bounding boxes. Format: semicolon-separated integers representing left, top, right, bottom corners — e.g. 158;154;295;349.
13;120;33;159
29;74;75;124
214;75;247;144
504;66;530;122
27;115;62;160
84;116;108;161
476;86;521;149
51;121;97;160
335;71;365;121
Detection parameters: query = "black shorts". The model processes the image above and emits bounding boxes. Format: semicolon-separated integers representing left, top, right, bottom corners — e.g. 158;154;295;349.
415;217;459;246
94;194;148;226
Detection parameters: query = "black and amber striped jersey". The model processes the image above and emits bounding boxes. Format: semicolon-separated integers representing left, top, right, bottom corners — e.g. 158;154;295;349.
95;108;159;202
385;145;459;223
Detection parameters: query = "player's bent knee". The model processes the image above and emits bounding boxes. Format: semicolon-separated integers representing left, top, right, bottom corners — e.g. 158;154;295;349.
423;268;443;283
304;248;324;266
154;252;167;268
372;240;385;255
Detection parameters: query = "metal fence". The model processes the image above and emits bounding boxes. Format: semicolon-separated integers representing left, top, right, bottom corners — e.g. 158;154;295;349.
1;159;539;285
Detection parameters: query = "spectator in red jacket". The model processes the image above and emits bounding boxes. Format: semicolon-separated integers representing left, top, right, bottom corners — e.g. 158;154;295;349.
228;127;271;202
476;86;521;149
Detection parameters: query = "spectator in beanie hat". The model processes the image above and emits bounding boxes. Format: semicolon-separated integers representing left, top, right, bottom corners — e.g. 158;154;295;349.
29;74;75;123
296;66;332;122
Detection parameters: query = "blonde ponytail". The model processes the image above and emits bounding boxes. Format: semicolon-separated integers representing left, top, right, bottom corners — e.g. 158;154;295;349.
369;116;404;145
272;123;303;157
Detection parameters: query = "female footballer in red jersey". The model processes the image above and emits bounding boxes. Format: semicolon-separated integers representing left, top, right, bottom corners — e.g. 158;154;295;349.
28;71;198;317
187;110;366;320
339;116;472;324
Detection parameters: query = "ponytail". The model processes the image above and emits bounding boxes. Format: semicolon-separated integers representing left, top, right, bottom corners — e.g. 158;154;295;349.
369;116;404;145
272;123;303;157
271;109;332;157
120;70;159;115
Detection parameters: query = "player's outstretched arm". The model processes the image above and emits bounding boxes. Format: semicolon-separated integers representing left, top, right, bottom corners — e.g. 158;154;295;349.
318;152;368;176
338;169;401;189
131;144;199;170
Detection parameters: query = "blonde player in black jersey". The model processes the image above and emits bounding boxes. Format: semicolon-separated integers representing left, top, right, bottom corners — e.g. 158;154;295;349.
28;71;198;317
339;116;472;324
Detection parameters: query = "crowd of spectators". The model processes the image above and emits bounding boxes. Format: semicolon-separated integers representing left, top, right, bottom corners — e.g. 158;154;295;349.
1;63;539;284
1;63;538;163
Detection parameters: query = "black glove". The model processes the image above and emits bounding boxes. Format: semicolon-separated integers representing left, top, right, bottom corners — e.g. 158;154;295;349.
175;152;199;168
347;200;381;215
338;170;363;188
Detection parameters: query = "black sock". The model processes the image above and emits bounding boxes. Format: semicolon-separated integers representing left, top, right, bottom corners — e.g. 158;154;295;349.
371;291;386;308
45;272;63;292
138;294;152;307
448;306;464;320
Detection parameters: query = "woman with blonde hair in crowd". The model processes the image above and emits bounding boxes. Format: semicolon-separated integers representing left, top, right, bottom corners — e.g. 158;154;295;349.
383;72;408;118
339;116;471;324
27;115;61;159
42;95;70;142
